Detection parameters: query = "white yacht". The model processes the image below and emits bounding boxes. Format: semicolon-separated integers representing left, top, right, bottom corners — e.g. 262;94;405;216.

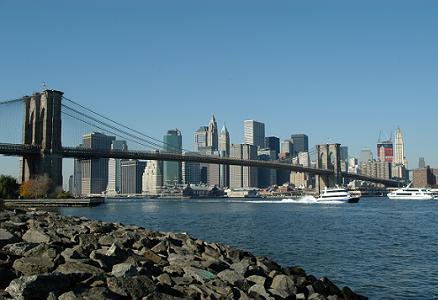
316;187;360;204
387;184;434;200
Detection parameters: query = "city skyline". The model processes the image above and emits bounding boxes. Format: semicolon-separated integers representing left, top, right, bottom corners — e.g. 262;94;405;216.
1;1;437;175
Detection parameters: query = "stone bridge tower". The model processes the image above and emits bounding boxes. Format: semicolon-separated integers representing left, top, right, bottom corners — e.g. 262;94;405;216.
20;90;63;191
315;143;342;193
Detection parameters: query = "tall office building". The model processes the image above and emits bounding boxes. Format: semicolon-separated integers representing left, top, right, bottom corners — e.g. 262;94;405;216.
340;146;348;162
377;140;393;163
280;140;293;156
193;126;208;152
257;148;277;187
121;160;146;194
218;124;230;156
419;157;426;169
142;160;163;195
218;125;230;187
72;157;82;196
230;144;258;188
393;128;405;166
182;158;201;185
163;129;182;186
244;120;265;149
207;115;218;151
359;148;373;164
265;136;280;156
106;140;128;195
290;134;309;155
80;132;115;195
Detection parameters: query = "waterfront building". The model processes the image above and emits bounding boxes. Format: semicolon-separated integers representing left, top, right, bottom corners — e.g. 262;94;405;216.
419;157;426;169
72;156;82;197
257;148;277;188
359;148;373;164
290;134;309;155
244;120;265;149
193;126;208;152
163;129;182;186
348;157;359;174
142;160;163;195
207;115;218;151
106;140;128;195
265;136;280;156
207;151;221;187
230;144;258;188
340;146;348;162
182;152;201;185
412;167;436;187
121;160;146;195
290;152;311;188
68;175;73;195
360;159;392;180
393;128;405;166
80;132;115;195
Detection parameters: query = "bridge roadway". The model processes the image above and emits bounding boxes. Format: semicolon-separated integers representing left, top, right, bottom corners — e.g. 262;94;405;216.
0;143;400;187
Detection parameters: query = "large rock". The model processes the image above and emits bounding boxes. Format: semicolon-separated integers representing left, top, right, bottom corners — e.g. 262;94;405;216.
58;287;117;300
22;228;51;244
12;257;55;276
5;273;71;300
107;275;155;298
271;274;297;294
0;228;18;247
217;269;243;285
3;242;37;256
111;263;139;277
56;261;105;281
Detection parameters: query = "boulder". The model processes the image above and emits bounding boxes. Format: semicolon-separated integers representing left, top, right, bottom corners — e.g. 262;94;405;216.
56;261;105;282
21;228;51;244
5;273;71;300
111;263;139;277
271;274;297;294
217;269;243;285
12;256;55;276
2;242;37;256
248;284;273;299
247;275;266;287
0;229;18;247
107;275;155;298
58;287;118;300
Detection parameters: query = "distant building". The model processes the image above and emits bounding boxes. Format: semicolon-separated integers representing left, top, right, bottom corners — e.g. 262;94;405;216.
340;146;348;162
412;167;436;188
207;115;218;152
359;159;392;180
393;128;406;166
377;140;393;163
106;140;128;195
230;144;258;188
265;136;280;156
68;175;74;195
163;129;182;186
280;140;293;157
244;120;265;149
257;148;277;188
80;132;115;195
121;160;146;194
193;126;208;152
419;157;426;169
359;148;373;164
218;125;230;187
290;134;309;156
72;157;82;196
142;160;163;195
182;152;201;185
290;151;311;188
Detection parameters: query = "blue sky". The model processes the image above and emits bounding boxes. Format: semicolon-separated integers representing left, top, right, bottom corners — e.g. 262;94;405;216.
1;1;437;181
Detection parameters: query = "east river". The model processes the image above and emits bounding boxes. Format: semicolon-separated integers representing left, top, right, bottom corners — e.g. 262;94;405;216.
60;197;438;299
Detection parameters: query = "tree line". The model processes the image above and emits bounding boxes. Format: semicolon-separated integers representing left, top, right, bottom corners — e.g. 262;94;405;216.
0;175;71;199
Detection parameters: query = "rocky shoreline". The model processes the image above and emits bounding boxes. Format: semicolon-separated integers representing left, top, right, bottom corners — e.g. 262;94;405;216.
0;208;367;300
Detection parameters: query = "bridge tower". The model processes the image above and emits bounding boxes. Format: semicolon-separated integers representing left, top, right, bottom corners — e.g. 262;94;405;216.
20;90;63;191
315;143;342;193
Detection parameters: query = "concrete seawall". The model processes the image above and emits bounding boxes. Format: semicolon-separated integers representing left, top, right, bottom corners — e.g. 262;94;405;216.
0;208;367;299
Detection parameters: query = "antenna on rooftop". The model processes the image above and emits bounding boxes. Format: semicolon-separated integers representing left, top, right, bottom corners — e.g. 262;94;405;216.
42;81;48;90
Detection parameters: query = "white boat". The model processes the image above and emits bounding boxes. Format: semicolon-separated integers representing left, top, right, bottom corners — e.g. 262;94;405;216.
316;187;360;204
387;184;434;200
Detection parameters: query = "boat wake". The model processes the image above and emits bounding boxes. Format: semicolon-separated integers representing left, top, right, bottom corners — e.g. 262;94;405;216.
245;195;318;204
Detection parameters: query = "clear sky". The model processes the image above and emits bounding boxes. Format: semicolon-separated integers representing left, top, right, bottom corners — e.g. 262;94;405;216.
1;1;437;181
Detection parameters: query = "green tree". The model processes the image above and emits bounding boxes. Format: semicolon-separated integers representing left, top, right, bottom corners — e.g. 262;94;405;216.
0;175;19;199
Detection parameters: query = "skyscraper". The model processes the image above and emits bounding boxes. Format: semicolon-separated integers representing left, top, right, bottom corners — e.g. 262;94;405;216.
419;157;426;169
80;132;115;195
193;126;208;152
121;160;146;194
393;127;405;166
218;124;230;187
377;140;393;163
244;120;265;149
265;136;280;156
359;148;373;164
290;134;309;155
142;160;163;195
182;153;201;185
163;129;182;186
207;115;218;151
229;144;258;188
106;140;128;195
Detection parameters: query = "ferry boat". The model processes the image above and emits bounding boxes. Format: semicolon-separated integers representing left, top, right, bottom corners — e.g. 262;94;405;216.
316;187;360;204
387;184;434;200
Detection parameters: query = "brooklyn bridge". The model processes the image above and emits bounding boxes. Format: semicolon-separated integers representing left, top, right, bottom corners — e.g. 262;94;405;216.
0;90;402;192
